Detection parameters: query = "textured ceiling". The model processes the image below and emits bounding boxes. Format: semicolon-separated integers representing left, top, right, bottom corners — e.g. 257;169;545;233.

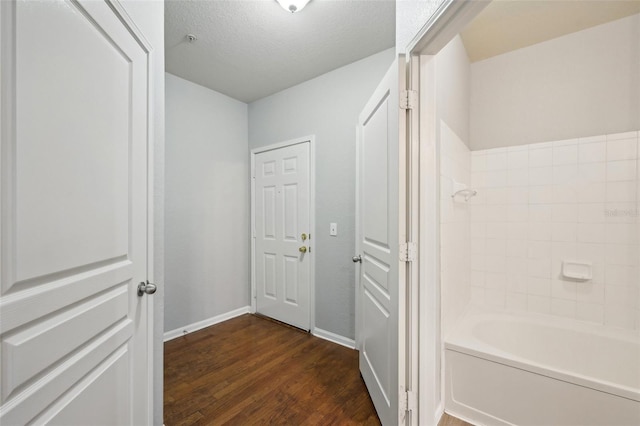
165;0;395;103
461;0;640;63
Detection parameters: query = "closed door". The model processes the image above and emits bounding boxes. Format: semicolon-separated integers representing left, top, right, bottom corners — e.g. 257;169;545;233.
356;57;406;426
0;1;152;424
253;142;311;330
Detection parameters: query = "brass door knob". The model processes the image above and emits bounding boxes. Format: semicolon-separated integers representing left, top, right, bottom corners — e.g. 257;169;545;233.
299;246;307;253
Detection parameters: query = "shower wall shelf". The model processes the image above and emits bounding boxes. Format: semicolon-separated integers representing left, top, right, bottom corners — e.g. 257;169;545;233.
561;261;593;281
451;180;477;202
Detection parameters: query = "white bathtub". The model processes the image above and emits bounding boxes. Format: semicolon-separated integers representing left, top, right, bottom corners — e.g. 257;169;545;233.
444;307;640;426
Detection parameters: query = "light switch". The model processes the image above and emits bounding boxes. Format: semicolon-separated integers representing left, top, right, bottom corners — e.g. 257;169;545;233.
329;223;337;236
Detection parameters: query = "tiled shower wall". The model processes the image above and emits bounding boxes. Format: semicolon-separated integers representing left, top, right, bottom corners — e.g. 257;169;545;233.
440;122;471;336
468;131;639;330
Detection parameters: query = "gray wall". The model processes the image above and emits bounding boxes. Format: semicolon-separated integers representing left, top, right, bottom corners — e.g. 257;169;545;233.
119;1;165;424
165;73;250;332
248;49;395;339
470;14;640;150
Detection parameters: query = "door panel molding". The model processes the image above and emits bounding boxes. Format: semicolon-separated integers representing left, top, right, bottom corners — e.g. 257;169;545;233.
1;322;132;425
2;284;129;398
32;344;131;425
0;260;133;332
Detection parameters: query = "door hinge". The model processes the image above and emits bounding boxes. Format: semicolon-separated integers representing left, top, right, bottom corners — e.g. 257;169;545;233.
402;391;418;413
400;388;417;420
400;90;418;110
406;389;417;412
399;242;417;262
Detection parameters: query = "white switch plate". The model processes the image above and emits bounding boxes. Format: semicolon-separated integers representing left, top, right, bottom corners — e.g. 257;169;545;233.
329;223;337;236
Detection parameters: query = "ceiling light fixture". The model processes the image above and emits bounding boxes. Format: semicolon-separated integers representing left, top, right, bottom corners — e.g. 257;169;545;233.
276;0;311;14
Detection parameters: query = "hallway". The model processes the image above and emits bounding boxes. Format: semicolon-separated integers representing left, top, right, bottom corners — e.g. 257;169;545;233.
164;314;380;425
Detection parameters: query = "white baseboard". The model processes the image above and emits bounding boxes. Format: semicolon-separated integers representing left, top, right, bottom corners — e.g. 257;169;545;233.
312;327;356;349
163;305;251;342
435;401;445;426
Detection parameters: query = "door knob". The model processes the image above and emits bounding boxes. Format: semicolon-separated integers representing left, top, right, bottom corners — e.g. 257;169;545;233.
137;281;157;297
352;255;362;263
299;246;307;253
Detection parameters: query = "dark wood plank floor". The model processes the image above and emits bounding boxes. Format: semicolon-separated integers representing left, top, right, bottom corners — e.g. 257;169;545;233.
164;314;381;425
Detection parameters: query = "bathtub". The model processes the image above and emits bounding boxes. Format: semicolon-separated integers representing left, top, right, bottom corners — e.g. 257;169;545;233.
444;307;640;426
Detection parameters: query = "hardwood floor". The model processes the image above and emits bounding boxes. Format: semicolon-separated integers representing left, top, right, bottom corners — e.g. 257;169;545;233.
164;314;381;425
438;413;473;426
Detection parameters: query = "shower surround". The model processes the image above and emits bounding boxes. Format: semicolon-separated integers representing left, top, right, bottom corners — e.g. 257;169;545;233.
467;130;639;330
440;129;640;426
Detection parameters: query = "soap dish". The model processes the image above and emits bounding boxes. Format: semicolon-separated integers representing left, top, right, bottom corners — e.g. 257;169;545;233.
561;261;592;281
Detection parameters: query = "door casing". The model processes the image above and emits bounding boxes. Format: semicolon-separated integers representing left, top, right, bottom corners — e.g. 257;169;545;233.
403;1;492;425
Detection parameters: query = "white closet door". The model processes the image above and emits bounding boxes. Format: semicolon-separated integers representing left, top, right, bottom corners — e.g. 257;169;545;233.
356;57;407;426
0;1;153;424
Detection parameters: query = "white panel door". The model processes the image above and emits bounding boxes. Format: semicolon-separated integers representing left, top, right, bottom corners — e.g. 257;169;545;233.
0;1;152;424
356;57;407;426
254;142;310;330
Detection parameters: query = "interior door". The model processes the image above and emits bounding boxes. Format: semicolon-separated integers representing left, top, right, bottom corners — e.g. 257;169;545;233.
254;141;311;330
356;57;407;426
0;1;153;424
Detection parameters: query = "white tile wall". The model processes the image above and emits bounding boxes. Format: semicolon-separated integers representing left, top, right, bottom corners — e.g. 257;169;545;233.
440;122;471;336
469;131;640;330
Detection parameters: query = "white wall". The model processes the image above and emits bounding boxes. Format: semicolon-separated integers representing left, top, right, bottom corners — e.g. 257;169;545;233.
465;13;640;330
119;1;164;423
468;131;639;330
471;14;640;150
248;49;395;340
436;35;472;337
439;122;471;337
433;38;473;421
436;35;470;145
165;73;250;333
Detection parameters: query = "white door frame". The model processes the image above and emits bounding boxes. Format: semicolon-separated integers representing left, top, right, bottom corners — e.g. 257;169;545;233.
250;136;316;331
403;1;491;425
405;55;421;426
